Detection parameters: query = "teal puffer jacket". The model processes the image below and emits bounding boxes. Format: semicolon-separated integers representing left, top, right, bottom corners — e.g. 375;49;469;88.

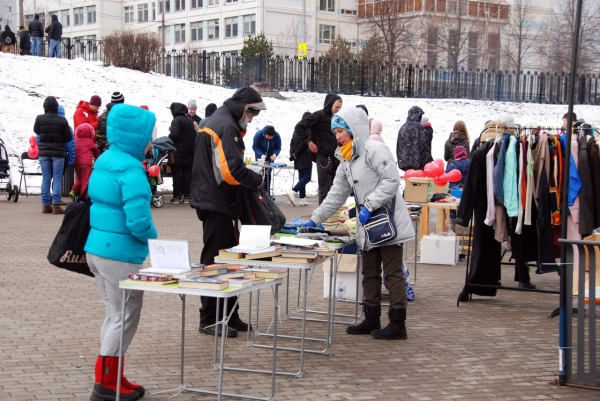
84;104;158;264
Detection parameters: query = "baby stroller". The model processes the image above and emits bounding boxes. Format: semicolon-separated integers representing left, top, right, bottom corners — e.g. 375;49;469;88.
145;136;176;208
0;138;19;202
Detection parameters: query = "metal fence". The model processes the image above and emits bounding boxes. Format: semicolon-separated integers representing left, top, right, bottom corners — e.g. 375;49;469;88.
558;238;599;389
11;40;600;105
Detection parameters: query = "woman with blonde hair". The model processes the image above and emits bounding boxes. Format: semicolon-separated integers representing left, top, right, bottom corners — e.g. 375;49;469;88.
444;120;471;163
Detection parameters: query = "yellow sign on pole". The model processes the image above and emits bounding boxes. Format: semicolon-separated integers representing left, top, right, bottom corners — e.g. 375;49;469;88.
297;42;307;59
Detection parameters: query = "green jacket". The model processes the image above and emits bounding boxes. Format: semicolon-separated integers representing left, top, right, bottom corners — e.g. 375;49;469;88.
96;103;115;154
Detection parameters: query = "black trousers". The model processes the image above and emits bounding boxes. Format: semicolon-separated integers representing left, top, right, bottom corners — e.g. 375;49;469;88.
171;164;192;198
316;153;340;204
197;210;240;326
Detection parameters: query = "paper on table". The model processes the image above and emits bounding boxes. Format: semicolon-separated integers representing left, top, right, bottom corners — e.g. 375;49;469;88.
271;237;327;248
227;225;272;253
143;239;191;274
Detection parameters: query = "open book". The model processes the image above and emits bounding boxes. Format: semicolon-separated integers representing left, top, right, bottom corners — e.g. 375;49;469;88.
139;239;191;275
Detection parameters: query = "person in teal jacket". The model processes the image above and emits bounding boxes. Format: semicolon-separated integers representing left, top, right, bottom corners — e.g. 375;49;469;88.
85;104;157;401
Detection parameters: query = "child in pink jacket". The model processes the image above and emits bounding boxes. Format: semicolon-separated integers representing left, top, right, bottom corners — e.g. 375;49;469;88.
70;122;99;200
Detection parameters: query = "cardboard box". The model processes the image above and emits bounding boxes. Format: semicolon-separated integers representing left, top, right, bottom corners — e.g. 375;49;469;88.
404;178;432;203
323;254;363;301
419;235;458;265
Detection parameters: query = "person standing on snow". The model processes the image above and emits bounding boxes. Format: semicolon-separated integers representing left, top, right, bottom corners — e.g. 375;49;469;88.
97;92;125;154
18;26;31;55
444;120;471;164
47;15;62;58
73;95;102;131
168;102;196;203
28;15;44;56
186;99;202;133
396;105;431;171
1;25;17;53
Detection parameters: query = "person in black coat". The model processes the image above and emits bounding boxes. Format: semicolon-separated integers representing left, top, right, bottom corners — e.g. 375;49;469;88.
1;25;17;54
18;26;31;55
47;15;62;58
28;15;44;56
287;111;313;206
396;105;431;171
168;102;196;203
294;93;343;204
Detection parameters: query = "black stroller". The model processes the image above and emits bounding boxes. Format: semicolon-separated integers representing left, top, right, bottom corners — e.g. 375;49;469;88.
145;137;176;208
0;138;19;202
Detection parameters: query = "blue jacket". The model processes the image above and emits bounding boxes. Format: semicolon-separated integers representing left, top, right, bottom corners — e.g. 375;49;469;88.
84;104;158;264
446;159;470;189
252;127;281;160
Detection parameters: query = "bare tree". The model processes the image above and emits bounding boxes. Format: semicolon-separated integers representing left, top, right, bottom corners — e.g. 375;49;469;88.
274;17;310;57
540;0;600;74
358;0;420;96
502;0;540;98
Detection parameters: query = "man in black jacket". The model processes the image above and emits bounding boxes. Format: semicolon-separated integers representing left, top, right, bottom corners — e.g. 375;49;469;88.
294;93;342;204
168;102;196;203
48;15;62;58
1;25;17;54
190;87;266;337
28;15;44;56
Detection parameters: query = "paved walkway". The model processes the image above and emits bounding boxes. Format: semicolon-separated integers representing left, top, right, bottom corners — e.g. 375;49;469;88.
1;195;597;400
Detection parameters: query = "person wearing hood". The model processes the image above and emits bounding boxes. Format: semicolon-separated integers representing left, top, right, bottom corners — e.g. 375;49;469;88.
70;123;99;200
97;92;125;154
444;120;471;163
369;119;384;143
168;102;196;203
1;25;17;53
294;93;343;204
303;107;415;340
190;87;266;338
252;125;281;197
28;15;44;56
287;111;313;206
47;15;62;58
421;115;434;155
84;104;157;401
73;95;102;130
396;106;431;171
199;102;217;127
33;96;73;214
18;26;31;55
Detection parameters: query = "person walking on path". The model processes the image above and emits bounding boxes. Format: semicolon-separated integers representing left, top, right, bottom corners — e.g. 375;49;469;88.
287;111;313;206
294;93;343;204
97;92;125;154
18;26;31;55
190;87;266;338
444;120;471;164
28;15;44;56
47;15;62;58
34;96;73;214
168;102;196;203
70;122;99;200
396;106;431;171
85;104;157;401
303;107;415;339
73;95;102;131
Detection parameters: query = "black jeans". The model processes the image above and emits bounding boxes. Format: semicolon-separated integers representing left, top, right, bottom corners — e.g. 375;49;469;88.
171;164;192;198
316;153;339;204
197;210;240;326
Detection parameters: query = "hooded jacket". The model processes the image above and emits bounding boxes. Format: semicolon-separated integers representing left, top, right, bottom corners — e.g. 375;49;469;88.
168;102;196;166
34;96;73;159
19;28;31;49
252;127;281;160
396;106;431;170
48;15;62;41
73;100;99;131
85;104;158;264
310;107;415;251
444;131;471;163
74;122;99;166
294;94;342;157
28;16;44;38
190;87;265;219
1;25;16;46
290;112;313;171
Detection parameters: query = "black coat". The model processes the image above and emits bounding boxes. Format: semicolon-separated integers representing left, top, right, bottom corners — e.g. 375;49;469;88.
578;138;595;235
396;106;430;170
190;87;263;219
294;94;341;157
1;27;16;46
34;96;73;159
588;137;600;229
28;18;44;38
20;30;31;49
48;16;62;41
290;121;312;171
168;103;196;166
444;131;471;163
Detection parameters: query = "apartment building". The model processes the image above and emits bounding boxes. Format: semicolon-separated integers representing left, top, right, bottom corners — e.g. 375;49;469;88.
0;0;18;29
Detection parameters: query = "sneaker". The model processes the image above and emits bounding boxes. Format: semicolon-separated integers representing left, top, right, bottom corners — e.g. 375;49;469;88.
170;196;181;203
298;197;308;206
182;196;190;203
286;191;297;206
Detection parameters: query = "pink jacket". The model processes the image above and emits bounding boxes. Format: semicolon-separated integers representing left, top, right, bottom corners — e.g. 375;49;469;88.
369;120;384;143
74;123;99;166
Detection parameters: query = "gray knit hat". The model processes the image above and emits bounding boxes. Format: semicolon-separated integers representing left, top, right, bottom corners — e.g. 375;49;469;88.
187;99;198;109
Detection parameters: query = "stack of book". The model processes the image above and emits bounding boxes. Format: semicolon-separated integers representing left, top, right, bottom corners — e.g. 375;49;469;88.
217;244;334;264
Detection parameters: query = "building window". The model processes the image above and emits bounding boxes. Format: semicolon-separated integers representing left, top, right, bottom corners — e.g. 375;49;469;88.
320;0;335;12
152;3;156;20
175;0;185;11
318;24;335;44
138;4;149;22
468;32;478;70
243;14;255;35
60;10;70;27
209;0;219;5
87;6;96;24
174;23;186;43
4;6;11;12
124;6;134;24
159;0;171;13
427;28;437;67
341;9;356;15
208;19;219;39
225;17;238;38
225;0;238;3
191;21;203;41
74;7;84;25
191;0;203;8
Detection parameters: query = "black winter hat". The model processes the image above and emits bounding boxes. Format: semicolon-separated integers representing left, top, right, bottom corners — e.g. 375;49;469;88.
34;14;39;20
263;125;275;137
205;103;217;118
111;92;125;104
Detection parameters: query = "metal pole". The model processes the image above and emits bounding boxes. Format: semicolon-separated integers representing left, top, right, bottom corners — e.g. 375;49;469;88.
301;0;306;91
559;0;584;386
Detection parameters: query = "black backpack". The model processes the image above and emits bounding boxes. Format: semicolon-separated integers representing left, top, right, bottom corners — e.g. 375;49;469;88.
240;187;286;235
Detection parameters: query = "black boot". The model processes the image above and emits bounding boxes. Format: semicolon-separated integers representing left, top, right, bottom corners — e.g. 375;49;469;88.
346;305;381;335
371;308;407;340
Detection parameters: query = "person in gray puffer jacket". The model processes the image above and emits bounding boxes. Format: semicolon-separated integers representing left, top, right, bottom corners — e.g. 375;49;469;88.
304;107;415;340
396;105;431;171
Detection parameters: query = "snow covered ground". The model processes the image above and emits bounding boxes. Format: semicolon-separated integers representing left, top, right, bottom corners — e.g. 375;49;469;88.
1;52;599;196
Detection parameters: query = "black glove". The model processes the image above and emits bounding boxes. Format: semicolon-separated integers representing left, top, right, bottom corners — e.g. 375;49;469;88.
289;154;296;161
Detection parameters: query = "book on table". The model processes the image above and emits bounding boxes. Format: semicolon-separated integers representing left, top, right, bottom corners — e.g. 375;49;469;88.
121;279;177;286
218;249;245;259
140;239;192;275
243;246;287;260
178;277;229;290
227;278;265;288
204;263;241;271
129;272;174;282
246;268;288;279
271;256;315;264
280;249;318;259
217;271;254;280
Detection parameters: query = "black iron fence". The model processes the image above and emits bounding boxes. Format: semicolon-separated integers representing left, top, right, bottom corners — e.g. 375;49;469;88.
10;40;600;105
